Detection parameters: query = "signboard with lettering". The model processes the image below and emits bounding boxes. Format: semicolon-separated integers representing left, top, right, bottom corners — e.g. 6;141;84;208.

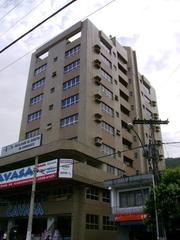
59;159;73;178
6;202;44;217
115;212;145;222
0;159;57;189
1;135;42;157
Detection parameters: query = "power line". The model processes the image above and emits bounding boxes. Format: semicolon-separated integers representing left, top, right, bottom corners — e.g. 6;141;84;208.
0;0;118;72
82;0;117;21
0;0;77;54
0;0;25;23
0;48;35;72
0;0;47;38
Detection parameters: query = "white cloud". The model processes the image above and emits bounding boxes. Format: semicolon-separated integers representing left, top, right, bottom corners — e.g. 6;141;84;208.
0;0;180;157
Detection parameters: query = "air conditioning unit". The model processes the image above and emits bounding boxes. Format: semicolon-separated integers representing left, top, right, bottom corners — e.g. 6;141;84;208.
94;93;102;103
94;59;101;69
159;154;164;161
95;137;103;146
156;140;162;146
94;113;102;123
52;71;57;77
116;129;120;136
115;95;119;101
153;113;159;120
151;100;157;107
155;126;160;132
94;75;101;85
94;44;101;54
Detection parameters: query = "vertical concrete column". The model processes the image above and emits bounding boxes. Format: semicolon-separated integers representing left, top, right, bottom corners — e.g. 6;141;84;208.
7;219;15;240
71;185;84;240
47;217;57;233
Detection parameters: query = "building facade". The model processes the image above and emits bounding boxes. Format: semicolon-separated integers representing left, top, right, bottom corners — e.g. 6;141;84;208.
0;19;164;239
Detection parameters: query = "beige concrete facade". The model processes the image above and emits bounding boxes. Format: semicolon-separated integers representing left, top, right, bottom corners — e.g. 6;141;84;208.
0;19;165;239
19;19;165;174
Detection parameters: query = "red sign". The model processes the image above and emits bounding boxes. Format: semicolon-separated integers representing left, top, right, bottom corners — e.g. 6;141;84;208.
115;212;145;222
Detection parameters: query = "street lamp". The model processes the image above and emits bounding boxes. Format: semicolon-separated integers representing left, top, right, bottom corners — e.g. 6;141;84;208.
127;123;160;240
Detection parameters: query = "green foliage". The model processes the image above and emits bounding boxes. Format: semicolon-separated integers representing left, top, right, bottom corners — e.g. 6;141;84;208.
145;167;180;231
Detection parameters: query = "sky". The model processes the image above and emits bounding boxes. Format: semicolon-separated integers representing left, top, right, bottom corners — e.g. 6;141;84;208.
0;0;180;158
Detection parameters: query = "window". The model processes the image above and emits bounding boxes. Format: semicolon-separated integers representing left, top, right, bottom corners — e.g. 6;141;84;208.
119;189;149;208
120;90;129;101
60;113;78;128
114;79;118;85
28;110;42;122
61;94;79;108
101;85;113;99
122;138;132;149
86;214;99;229
63;76;80;90
49;104;53;110
103;216;117;231
65;45;80;57
107;165;115;174
86;187;99;200
101;102;114;117
50;87;55;93
101;143;115;157
121;105;130;116
34;64;47;76
100;68;112;83
101;54;112;68
46;123;52;130
32;78;45;90
26;128;40;139
123;156;133;167
64;59;80;73
101;121;114;135
116;111;119;118
102;190;110;203
30;94;43;105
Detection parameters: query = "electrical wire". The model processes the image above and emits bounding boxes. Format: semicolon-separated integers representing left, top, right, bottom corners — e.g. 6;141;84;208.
82;0;117;21
0;0;47;38
0;48;36;72
0;0;77;54
0;0;25;23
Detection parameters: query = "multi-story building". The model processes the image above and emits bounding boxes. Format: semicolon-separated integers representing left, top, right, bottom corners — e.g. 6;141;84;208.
0;19;164;240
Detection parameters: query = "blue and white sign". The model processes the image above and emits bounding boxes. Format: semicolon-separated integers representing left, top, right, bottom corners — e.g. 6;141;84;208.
7;202;44;217
0;159;58;189
1;135;42;157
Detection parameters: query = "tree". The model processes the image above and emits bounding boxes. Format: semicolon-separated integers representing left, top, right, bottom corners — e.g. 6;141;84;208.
145;167;180;234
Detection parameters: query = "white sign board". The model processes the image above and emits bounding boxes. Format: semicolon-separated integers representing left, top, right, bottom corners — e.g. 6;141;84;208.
1;135;42;157
0;159;57;189
59;159;73;178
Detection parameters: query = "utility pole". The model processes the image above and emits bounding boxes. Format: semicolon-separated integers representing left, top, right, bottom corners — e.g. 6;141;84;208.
133;118;169;240
133;119;169;184
26;156;38;240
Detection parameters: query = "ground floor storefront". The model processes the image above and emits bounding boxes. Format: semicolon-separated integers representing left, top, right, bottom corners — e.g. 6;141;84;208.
0;180;117;240
0;215;71;240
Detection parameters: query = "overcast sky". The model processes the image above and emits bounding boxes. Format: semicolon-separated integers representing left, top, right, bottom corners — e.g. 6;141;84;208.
0;0;180;158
